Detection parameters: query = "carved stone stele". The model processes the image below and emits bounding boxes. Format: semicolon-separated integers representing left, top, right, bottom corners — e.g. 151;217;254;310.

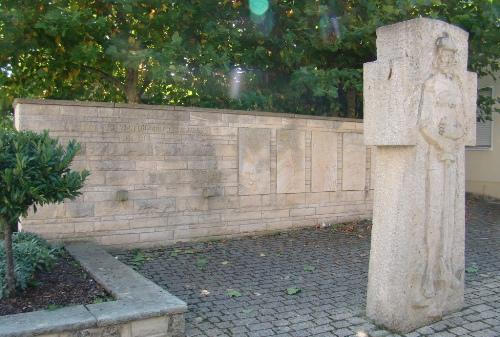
364;18;477;332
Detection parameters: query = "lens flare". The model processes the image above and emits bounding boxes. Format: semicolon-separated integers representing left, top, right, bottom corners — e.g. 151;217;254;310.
249;0;269;16
229;67;245;99
331;16;341;38
319;13;341;42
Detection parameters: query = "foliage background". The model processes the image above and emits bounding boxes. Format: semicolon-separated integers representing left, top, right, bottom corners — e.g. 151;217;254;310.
0;0;498;123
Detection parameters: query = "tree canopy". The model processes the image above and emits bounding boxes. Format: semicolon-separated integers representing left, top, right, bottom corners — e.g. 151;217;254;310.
1;0;498;120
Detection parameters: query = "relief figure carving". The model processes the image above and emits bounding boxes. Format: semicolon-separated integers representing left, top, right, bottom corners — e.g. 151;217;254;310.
415;32;466;314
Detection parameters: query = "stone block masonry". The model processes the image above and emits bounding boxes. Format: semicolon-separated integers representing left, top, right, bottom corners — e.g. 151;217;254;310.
15;99;373;247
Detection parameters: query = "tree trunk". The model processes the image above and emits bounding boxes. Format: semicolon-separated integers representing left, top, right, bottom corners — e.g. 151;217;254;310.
2;217;16;297
346;87;357;118
125;68;140;104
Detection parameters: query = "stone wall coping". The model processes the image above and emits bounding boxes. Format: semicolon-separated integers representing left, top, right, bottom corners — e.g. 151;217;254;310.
13;98;362;123
0;242;187;337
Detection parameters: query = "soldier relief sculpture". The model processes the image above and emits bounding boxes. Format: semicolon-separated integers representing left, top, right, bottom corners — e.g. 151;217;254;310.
415;32;467;315
365;19;476;332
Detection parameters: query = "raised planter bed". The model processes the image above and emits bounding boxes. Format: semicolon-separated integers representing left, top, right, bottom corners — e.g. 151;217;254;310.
0;243;186;337
0;251;110;316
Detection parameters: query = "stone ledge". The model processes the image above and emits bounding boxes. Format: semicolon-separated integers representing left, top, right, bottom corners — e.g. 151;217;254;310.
0;305;96;337
0;243;187;337
13;98;362;123
13;98;115;108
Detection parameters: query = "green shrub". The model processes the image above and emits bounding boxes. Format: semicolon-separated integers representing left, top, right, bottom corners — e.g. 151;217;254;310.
0;232;59;298
0;129;88;297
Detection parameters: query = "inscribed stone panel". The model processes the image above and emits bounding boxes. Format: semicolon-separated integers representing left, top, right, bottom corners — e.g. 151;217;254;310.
238;128;271;195
311;131;337;192
342;133;366;191
277;130;305;193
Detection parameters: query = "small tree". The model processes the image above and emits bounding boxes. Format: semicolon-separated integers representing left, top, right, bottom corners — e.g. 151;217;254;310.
0;129;88;297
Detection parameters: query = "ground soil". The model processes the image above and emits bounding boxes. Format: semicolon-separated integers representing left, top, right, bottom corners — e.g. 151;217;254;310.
0;251;111;316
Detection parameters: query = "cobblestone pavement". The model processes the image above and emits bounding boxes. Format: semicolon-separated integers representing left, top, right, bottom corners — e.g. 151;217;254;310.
117;198;500;337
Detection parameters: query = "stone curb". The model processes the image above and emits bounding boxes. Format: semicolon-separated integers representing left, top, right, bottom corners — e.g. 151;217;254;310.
12;98;362;123
0;242;187;337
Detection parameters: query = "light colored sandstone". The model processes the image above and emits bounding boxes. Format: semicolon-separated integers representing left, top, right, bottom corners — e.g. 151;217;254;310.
94;219;130;232
370;147;376;190
239;195;262;208
239;222;267;233
364;18;476;332
261;209;289;219
238;128;271;195
277;130;306;193
175;197;208;211
289;207;315;217
99;234;140;245
64;203;94;218
222;211;261;222
139;230;173;242
255;115;282;126
134;198;175;213
74;222;95;233
168;215;197;226
311;131;338;192
305;192;331;205
15;99;372;246
342;133;366;190
130;217;164;229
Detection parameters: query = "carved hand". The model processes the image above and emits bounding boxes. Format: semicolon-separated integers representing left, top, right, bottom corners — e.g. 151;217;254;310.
438;120;446;136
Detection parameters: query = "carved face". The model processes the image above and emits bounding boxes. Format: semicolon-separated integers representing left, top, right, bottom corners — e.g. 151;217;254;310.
436;49;457;74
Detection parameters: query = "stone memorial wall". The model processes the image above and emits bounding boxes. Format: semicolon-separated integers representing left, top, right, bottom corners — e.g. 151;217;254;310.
15;99;373;247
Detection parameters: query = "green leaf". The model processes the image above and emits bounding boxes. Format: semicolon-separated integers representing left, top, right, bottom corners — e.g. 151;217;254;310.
130;249;147;269
286;287;302;295
465;264;479;274
170;249;181;257
196;257;208;270
226;289;242;298
303;265;315;272
92;296;112;304
46;304;64;311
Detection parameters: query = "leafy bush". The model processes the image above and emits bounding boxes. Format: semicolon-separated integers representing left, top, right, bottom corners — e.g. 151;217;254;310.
0;129;88;297
0;232;59;298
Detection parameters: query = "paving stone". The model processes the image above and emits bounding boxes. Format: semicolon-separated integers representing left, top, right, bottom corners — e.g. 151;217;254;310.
370;331;391;337
449;327;472;335
404;332;422;337
428;332;455;337
416;326;435;335
248;322;274;331
334;328;353;337
116;197;500;337
248;328;275;337
463;322;491;332
309;324;335;334
470;329;499;337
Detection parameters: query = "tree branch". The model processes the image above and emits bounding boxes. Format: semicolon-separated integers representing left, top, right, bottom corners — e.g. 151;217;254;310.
139;70;152;97
79;64;125;91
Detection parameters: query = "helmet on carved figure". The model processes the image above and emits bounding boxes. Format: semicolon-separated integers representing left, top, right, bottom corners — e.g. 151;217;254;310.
435;32;458;73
